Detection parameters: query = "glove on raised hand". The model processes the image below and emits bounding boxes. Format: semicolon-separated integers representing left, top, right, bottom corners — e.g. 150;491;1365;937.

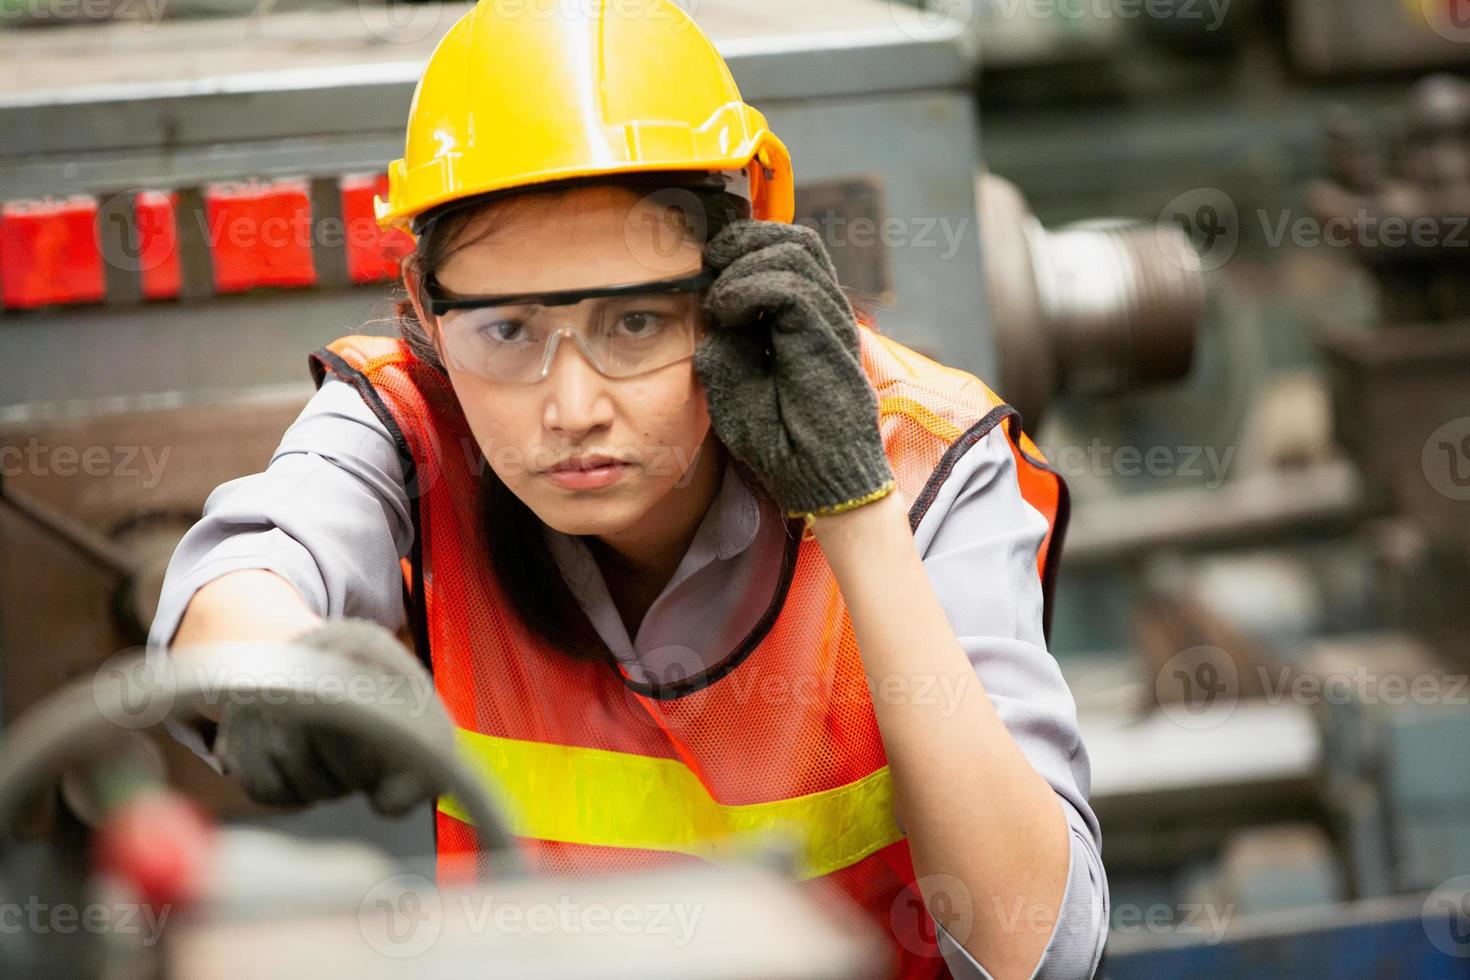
693;219;896;521
216;617;453;817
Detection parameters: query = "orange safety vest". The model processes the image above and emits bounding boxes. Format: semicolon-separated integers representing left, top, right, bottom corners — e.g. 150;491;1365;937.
309;322;1068;979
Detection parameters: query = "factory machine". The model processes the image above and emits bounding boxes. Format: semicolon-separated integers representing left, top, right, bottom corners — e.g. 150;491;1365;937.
1079;80;1470;977
1013;44;1470;980
64;0;1470;976
882;1;1470;974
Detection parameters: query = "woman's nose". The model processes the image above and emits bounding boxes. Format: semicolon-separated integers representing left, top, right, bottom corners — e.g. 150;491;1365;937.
541;330;614;437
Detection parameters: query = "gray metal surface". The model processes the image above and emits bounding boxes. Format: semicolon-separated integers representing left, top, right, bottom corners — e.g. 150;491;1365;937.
2;8;975;163
0;292;396;411
0;1;991;411
168;860;891;979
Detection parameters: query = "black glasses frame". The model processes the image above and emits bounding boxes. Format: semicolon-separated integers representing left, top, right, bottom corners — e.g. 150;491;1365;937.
424;265;719;317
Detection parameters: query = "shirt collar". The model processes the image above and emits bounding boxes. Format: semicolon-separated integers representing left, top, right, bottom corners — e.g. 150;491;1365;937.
707;453;762;561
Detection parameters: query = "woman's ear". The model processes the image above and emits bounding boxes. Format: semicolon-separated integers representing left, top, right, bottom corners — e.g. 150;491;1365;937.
401;257;439;347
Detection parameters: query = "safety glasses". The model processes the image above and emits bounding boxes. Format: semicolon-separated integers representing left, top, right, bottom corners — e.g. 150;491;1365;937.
423;266;717;384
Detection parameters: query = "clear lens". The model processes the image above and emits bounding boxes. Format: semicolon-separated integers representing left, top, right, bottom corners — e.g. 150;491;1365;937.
438;292;705;382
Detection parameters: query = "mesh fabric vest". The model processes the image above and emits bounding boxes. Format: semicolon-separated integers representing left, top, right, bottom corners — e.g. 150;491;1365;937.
309;322;1069;979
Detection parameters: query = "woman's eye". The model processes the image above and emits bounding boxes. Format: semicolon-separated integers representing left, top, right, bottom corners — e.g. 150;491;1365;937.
614;311;668;337
477;318;529;343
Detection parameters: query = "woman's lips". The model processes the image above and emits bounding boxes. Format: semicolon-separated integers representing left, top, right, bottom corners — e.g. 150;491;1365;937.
540;461;632;490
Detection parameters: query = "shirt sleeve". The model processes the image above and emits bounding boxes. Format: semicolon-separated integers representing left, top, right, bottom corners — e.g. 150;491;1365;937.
911;423;1109;980
143;377;414;768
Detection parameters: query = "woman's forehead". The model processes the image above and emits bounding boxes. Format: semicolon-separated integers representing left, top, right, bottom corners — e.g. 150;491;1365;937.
437;185;706;294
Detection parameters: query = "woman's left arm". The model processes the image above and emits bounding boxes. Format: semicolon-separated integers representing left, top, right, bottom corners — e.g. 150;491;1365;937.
811;436;1090;980
693;218;1104;976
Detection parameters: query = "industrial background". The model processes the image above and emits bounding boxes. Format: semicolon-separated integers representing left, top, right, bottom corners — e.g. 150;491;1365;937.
3;0;1470;976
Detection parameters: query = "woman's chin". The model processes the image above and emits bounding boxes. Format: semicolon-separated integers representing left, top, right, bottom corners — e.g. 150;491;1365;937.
530;493;649;539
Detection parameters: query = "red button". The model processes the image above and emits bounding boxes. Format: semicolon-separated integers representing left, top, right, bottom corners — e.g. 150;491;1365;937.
135;190;181;301
204;179;316;293
92;788;213;907
342;173;413;284
0;196;106;309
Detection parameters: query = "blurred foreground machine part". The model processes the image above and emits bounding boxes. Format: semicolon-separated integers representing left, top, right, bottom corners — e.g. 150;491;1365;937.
0;645;888;979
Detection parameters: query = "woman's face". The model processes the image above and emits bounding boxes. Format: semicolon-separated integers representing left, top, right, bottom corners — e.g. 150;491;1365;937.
408;184;721;544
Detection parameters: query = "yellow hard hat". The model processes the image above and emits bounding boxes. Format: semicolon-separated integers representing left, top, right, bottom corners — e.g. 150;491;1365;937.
375;0;794;235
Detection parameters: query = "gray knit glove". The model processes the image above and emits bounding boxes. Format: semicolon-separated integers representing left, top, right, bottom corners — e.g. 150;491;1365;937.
694;219;896;520
216;617;453;817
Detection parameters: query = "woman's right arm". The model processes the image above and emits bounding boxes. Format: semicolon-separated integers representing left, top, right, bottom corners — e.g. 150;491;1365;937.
170;569;326;722
145;377;413;761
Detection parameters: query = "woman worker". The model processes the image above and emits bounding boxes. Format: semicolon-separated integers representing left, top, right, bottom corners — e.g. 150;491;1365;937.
146;1;1107;976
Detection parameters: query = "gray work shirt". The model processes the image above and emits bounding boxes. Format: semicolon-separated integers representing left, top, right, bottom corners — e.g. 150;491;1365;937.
146;377;1108;979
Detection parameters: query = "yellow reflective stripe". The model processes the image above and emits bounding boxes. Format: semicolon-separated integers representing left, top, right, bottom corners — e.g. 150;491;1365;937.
439;727;904;880
878;395;964;443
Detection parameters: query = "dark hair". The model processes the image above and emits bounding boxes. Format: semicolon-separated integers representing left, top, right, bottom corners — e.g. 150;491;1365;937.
390;171;758;663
